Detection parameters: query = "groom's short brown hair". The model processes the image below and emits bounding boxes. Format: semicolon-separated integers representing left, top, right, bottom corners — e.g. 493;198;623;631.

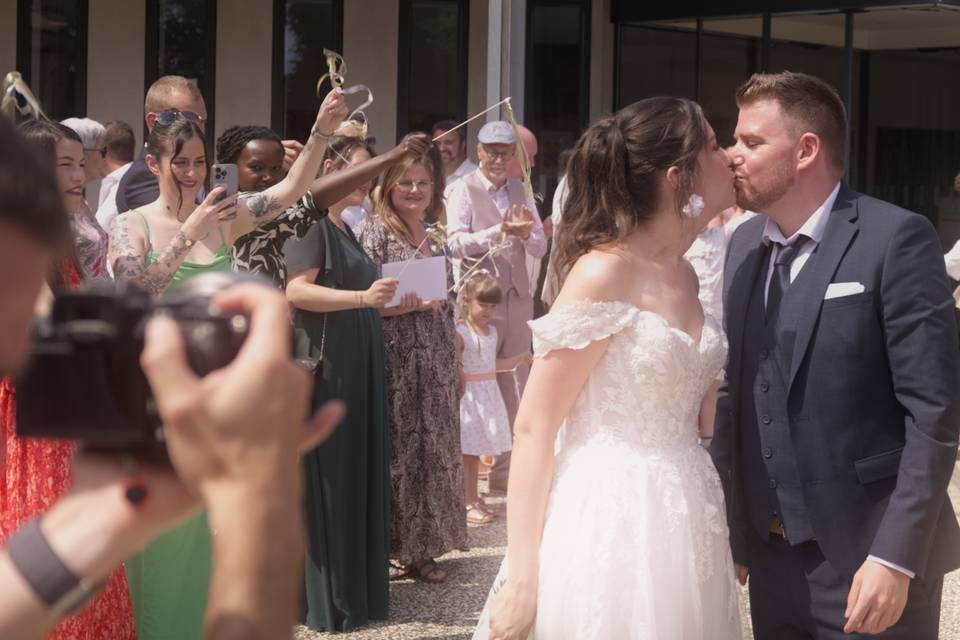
736;71;847;173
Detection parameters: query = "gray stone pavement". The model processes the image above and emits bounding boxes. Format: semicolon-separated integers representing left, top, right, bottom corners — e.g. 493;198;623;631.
296;469;960;640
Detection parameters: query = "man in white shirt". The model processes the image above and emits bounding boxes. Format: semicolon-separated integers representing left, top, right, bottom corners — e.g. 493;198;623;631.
433;119;478;196
447;121;546;490
714;71;959;640
95;120;136;232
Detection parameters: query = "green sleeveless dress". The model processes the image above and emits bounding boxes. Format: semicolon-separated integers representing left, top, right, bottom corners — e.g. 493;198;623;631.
123;211;232;640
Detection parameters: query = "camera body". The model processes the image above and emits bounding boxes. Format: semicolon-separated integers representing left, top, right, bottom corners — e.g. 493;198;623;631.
15;273;250;450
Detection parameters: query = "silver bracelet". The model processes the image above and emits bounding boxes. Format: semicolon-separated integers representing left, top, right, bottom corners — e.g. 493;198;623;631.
310;128;335;141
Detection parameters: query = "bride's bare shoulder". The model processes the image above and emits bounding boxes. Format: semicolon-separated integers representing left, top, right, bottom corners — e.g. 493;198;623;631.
555;250;634;305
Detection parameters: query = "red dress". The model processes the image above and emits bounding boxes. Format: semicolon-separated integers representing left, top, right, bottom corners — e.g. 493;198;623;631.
0;261;136;639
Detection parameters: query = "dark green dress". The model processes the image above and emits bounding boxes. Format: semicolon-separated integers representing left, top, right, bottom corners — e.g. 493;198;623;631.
284;215;391;632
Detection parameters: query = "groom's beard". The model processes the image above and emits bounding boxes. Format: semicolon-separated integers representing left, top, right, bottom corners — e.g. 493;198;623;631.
736;162;795;213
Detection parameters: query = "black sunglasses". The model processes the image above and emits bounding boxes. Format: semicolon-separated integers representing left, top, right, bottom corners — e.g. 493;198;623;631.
154;109;205;127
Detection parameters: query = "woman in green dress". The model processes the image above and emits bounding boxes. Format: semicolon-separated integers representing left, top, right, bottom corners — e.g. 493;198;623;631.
284;133;431;631
108;92;346;639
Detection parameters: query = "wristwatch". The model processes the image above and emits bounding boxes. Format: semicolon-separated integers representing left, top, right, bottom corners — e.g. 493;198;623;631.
6;518;105;617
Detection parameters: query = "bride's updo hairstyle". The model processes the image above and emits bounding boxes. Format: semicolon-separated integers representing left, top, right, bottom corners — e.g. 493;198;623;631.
554;97;710;282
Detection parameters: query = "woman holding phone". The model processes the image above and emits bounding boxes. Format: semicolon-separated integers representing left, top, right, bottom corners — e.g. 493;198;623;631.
109;90;347;296
108;91;347;640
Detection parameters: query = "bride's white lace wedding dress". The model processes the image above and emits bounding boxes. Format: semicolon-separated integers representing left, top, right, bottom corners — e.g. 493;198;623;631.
473;300;742;639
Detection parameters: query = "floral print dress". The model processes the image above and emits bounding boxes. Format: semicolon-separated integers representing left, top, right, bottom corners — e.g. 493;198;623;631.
356;215;467;565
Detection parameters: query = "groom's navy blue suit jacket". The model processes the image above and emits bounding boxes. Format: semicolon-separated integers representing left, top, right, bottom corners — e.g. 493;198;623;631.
711;185;960;581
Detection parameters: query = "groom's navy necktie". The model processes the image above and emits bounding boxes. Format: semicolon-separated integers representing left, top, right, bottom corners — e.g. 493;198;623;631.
766;236;809;324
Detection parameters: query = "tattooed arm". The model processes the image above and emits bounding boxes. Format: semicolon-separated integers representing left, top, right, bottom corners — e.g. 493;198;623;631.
232;90;348;241
108;214;198;296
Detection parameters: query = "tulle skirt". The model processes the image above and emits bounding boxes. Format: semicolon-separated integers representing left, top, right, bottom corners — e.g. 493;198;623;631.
473;439;742;639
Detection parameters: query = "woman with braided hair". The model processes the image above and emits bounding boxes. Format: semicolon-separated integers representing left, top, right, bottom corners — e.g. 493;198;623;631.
217;125;431;289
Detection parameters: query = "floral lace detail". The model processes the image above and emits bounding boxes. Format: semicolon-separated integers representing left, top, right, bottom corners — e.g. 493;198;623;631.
474;299;742;638
531;299;726;450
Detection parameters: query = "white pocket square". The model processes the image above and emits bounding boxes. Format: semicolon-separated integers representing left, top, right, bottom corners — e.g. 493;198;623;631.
824;282;865;300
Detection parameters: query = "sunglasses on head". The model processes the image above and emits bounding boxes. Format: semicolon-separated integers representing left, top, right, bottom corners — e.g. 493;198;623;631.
154;109;205;127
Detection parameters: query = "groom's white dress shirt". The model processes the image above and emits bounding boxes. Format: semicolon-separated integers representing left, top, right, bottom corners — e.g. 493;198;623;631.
759;181;913;580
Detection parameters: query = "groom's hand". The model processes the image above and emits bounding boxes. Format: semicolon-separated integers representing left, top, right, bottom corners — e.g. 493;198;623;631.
843;560;910;634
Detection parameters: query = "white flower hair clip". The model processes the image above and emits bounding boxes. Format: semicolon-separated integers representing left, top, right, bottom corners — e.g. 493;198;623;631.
682;194;704;219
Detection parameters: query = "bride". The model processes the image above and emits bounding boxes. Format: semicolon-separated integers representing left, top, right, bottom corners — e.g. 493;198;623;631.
474;97;743;639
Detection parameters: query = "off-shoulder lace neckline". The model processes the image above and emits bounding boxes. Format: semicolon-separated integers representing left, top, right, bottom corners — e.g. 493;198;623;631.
548;298;715;349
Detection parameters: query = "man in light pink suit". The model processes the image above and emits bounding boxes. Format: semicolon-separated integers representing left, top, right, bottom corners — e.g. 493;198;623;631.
447;121;546;490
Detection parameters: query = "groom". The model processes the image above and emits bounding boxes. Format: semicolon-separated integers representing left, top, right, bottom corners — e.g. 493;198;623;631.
712;71;960;639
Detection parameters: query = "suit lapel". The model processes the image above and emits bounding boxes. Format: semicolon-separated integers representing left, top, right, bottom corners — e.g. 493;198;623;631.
786;187;860;392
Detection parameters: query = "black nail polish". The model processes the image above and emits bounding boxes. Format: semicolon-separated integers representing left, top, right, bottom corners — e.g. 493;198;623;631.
125;485;149;505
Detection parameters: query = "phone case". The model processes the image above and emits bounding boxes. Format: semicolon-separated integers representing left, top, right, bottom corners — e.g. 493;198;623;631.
211;163;238;201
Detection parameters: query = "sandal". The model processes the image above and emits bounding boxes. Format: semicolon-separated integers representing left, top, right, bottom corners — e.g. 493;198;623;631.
467;503;497;525
412;559;447;584
389;560;411;581
476;498;497;516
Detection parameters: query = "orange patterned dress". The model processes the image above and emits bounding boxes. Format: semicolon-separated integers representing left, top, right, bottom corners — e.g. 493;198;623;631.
0;261;136;640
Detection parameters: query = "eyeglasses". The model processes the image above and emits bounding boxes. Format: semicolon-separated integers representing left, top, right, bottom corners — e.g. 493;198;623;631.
481;146;515;162
154;109;205;127
84;147;107;158
394;180;433;192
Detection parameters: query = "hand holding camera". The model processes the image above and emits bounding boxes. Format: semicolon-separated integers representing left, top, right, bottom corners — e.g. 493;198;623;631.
141;281;342;497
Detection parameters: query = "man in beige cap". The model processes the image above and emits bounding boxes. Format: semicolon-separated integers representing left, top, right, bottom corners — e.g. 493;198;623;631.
447;121;546;490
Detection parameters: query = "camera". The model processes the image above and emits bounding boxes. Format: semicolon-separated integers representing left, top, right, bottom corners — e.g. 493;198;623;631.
15;272;254;451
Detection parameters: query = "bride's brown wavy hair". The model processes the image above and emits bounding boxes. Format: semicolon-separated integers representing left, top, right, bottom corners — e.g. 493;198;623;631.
553;97;710;284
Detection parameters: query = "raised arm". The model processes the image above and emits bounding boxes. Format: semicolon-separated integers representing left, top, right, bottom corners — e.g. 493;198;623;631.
110;192;237;296
309;134;432;210
233;90;348;235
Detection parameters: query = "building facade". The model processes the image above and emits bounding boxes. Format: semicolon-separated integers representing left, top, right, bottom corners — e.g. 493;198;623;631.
4;0;960;245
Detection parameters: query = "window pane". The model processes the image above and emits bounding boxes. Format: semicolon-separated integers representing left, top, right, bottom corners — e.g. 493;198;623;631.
527;2;589;207
700;18;760;147
399;0;467;136
282;0;340;142
23;0;86;120
156;1;210;86
616;26;696;109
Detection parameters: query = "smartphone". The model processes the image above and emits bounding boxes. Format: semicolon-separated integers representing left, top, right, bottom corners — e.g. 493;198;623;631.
211;163;238;203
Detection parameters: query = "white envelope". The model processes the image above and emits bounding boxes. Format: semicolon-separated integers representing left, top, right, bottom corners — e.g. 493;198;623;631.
824;281;865;300
381;256;448;307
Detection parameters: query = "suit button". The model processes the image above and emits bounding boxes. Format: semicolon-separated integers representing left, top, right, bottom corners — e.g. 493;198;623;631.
760;382;770;392
762;447;773;459
760;349;770;360
769;478;778;489
761;415;772;425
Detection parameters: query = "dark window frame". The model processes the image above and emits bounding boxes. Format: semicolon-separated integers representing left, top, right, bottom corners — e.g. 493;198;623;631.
396;0;470;140
271;0;344;137
525;0;592;134
144;0;218;141
16;0;89;118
